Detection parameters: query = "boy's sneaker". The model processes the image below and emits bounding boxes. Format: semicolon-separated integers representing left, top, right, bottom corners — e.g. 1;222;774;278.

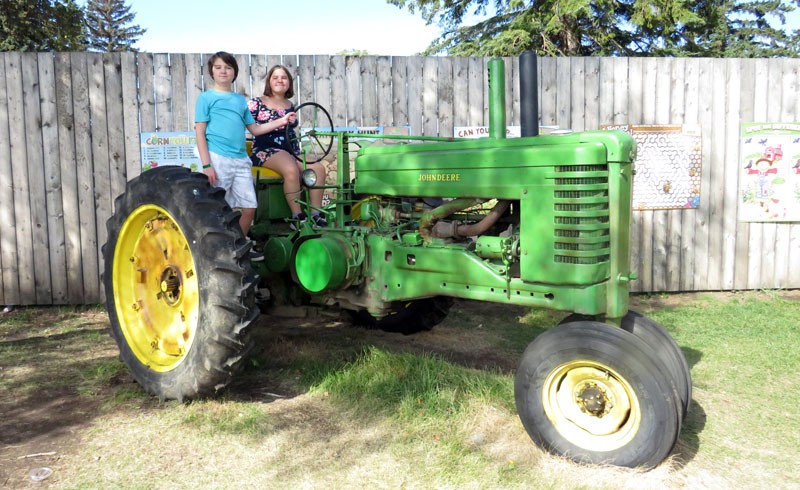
248;239;264;262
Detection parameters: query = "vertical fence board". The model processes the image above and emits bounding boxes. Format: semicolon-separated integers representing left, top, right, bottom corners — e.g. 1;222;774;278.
437;57;454;138
71;53;100;302
345;56;361;127
666;58;685;291
154;54;171;131
7;53;36;303
313;55;332;117
233;53;250;98
38;53;67;303
774;58;795;287
651;58;671;292
734;59;754;290
103;54;127;208
23;53;53;303
722;60;741;290
422;57;438;136
0;54;20;305
569;58;585;132
137;54;155;133
555;58;571;129
170;54;188;131
681;58;700;291
185;53;205;133
120;52;140;181
453;57;469;130
297;55;315;106
540;57;556;127
54;53;83;303
330;56;346;127
626;57;643;292
467;57;483;127
693;60;714;290
88;55;110;301
361;56;378;127
391;56;409;128
406;57;423;135
376;56;392;126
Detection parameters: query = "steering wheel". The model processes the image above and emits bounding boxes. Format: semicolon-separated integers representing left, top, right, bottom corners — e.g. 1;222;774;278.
284;102;334;164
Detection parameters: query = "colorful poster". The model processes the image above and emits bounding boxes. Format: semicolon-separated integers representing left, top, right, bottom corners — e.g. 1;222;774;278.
602;124;702;210
140;132;200;172
739;123;800;222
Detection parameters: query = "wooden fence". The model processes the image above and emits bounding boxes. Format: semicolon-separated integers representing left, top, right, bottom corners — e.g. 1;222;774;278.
0;52;798;306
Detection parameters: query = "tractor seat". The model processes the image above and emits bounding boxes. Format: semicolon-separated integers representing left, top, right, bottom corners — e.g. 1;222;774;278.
246;138;282;180
252;166;282;180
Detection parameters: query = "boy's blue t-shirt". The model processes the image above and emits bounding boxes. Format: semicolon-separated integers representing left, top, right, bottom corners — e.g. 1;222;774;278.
195;89;255;158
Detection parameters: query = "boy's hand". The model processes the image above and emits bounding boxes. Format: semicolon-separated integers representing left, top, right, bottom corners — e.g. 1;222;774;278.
204;167;217;186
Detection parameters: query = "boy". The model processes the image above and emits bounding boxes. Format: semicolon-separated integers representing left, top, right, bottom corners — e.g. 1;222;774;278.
194;51;272;261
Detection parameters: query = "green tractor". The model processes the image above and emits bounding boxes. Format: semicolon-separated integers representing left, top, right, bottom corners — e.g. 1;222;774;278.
103;53;691;468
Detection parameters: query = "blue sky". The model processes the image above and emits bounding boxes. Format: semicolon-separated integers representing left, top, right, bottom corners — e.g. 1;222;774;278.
93;0;444;55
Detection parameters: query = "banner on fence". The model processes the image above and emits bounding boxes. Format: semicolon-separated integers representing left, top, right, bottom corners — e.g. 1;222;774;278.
738;123;800;222
602;124;703;211
140;132;200;172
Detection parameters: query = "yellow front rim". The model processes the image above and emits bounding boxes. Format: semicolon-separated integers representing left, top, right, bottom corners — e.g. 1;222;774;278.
112;205;199;372
543;360;641;452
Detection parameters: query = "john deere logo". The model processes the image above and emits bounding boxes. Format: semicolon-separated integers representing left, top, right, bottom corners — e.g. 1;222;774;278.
418;173;461;182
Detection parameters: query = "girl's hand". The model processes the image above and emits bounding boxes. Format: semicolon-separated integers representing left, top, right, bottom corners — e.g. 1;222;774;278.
204;166;217;186
284;112;296;126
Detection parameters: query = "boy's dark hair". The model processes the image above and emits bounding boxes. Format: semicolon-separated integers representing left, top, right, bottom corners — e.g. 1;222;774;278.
207;51;238;81
262;65;294;98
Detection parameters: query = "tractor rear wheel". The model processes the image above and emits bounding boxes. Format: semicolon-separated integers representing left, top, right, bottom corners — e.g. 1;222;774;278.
103;167;259;401
350;297;453;335
515;321;682;468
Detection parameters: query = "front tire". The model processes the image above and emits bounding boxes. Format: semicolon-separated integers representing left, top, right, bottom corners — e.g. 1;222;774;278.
103;167;259;401
515;321;682;468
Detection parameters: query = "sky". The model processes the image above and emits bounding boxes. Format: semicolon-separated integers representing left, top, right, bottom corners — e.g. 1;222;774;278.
91;0;445;55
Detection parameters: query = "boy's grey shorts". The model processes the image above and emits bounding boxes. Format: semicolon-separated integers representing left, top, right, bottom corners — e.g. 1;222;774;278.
207;151;257;209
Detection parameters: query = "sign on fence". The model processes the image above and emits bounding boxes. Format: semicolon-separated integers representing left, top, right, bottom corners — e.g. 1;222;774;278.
739;123;800;222
602;124;703;211
140;132;200;172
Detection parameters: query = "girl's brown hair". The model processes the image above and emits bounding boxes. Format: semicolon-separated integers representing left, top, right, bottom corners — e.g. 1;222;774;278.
207;51;238;81
262;65;294;98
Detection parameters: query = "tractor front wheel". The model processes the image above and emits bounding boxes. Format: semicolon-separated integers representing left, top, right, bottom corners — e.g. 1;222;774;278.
103;167;259;401
515;321;682;468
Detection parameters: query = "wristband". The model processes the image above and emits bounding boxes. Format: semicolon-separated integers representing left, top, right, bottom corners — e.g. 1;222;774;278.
203;164;212;169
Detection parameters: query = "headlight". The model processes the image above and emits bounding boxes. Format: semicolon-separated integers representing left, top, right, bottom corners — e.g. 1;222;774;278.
301;168;318;187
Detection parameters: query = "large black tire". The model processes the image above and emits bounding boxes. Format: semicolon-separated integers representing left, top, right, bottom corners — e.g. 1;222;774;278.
515;321;682;468
350;297;453;335
560;311;692;419
103;167;259;401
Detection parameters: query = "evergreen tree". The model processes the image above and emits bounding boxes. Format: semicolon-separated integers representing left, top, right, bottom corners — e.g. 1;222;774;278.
0;0;86;51
85;0;146;52
388;0;800;57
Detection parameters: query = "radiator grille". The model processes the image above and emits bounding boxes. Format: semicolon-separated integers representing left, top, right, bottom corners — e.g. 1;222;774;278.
552;164;610;265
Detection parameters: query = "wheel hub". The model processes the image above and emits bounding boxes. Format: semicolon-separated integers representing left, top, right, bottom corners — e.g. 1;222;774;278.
159;266;182;305
576;382;612;417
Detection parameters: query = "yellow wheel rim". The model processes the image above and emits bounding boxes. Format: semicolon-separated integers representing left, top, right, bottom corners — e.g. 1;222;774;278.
112;204;199;372
543;360;641;452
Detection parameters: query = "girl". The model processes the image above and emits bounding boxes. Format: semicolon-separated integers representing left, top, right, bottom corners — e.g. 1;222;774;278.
248;65;328;226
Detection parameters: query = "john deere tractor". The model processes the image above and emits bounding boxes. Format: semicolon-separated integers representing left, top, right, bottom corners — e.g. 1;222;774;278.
103;53;691;468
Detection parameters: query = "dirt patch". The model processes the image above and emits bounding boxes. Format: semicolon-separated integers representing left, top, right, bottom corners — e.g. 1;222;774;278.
1;291;798;487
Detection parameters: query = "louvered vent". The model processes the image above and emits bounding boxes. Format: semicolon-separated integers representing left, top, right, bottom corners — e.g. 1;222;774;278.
552;164;610;265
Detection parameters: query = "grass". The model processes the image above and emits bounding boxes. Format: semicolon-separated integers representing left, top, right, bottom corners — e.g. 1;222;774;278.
0;291;798;489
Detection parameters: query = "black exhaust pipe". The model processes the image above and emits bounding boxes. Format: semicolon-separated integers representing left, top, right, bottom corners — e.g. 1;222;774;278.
519;51;539;137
